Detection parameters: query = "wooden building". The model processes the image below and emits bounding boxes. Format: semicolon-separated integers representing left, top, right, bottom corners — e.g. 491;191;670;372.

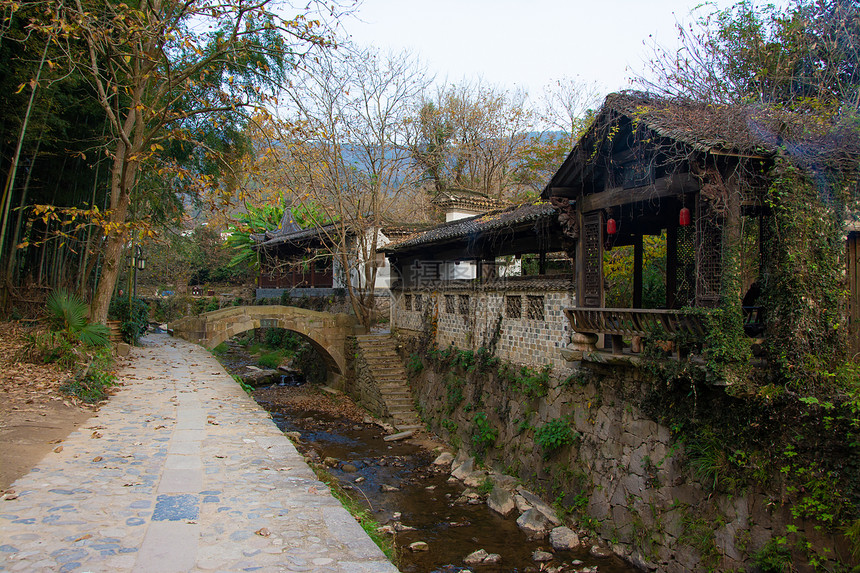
542;92;859;358
252;209;416;298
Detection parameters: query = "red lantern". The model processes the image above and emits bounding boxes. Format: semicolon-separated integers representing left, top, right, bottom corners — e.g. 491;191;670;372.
606;217;617;235
679;207;691;227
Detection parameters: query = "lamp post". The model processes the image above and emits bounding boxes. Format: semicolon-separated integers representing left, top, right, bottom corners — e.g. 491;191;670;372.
132;245;146;300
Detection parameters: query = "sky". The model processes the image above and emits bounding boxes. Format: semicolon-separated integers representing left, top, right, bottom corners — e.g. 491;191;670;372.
343;0;753;99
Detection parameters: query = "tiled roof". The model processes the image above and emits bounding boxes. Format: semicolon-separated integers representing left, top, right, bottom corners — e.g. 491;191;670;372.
253;222;428;251
431;188;506;212
253;223;339;250
544;91;860;196
603;92;777;155
382;201;556;253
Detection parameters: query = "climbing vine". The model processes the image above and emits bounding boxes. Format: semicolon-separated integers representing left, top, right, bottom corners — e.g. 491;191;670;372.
761;159;849;392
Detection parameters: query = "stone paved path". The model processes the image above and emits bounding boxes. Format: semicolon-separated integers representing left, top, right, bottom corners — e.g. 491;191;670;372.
0;334;399;573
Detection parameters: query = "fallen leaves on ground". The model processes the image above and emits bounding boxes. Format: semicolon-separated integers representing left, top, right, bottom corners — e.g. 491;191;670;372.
0;322;79;417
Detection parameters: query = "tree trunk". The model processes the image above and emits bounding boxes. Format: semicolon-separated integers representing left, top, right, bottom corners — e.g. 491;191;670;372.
89;192;131;322
89;86;143;323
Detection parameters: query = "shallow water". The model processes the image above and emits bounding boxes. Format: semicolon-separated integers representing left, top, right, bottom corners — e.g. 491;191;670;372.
259;400;638;573
216;337;639;572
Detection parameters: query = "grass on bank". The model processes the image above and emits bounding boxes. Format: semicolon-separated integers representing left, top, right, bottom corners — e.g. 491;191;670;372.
308;463;398;563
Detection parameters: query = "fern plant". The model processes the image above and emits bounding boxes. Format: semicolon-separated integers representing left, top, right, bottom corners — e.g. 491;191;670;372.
46;290;110;347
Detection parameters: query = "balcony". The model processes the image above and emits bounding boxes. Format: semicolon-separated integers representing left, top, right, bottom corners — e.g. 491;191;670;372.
563;307;707;360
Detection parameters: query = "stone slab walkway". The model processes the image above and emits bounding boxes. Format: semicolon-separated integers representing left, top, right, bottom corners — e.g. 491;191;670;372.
0;334;399;573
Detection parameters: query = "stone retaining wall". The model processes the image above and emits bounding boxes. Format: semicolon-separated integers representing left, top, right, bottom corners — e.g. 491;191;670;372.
401;337;849;571
345;338;389;418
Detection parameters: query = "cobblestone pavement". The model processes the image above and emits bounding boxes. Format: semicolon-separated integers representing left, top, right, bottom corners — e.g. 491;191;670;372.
0;334;399;573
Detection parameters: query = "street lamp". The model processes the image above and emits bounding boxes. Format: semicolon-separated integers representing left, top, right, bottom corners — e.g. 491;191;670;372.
130;245;146;300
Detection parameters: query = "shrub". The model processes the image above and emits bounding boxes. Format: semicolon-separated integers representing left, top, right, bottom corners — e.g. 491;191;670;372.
406;353;424;376
61;348;117;403
46;290;110;347
22;330;76;368
471;412;498;458
108;296;149;344
264;327;284;347
258;353;282;369
752;537;792;572
534;418;578;459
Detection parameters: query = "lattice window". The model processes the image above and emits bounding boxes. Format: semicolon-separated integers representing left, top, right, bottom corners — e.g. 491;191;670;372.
415;294;423;313
676;226;696;308
404;294;412;311
696;199;723;307
445;295;455;314
582;212;603;307
506;295;522;319
527;295;545;320
458;294;470;316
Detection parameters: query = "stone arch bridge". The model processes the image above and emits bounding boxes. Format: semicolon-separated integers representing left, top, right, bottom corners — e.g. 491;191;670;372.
169;306;362;383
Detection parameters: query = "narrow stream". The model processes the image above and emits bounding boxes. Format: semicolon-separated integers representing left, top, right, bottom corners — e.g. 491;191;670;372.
216;339;639;573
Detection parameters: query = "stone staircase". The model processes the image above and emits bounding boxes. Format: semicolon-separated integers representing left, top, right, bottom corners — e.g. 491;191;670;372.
353;334;422;429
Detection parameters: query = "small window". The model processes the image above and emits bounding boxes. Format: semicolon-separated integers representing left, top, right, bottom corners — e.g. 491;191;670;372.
404;294;412;311
506;295;522;319
458;294;470;316
526;295;544;320
445;295;455;314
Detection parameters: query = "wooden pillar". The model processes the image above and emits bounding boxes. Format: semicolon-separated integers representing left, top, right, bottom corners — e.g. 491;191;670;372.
480;259;497;280
539;250;547;275
666;225;678;309
633;234;643;308
579;211;604;308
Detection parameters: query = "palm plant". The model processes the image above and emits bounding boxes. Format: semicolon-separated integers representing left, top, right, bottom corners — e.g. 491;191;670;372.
46;290;110;347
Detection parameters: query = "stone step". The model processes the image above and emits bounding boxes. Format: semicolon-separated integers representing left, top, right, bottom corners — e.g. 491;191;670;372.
363;357;400;365
377;383;410;390
385;391;411;398
369;369;408;376
379;390;410;398
369;371;407;379
363;360;401;367
379;384;410;392
358;340;397;346
356;334;393;340
379;387;410;395
362;352;400;360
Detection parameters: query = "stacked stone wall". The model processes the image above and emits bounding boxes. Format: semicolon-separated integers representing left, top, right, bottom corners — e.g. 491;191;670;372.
401;337;850;571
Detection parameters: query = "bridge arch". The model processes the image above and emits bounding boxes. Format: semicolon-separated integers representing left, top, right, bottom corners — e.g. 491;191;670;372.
169;306;360;382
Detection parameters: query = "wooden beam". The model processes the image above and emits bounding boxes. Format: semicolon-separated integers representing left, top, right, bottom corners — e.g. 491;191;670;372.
580;173;698;213
549;187;577;197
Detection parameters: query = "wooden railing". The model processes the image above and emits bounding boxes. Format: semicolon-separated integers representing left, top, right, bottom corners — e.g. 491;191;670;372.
564;307;707;355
